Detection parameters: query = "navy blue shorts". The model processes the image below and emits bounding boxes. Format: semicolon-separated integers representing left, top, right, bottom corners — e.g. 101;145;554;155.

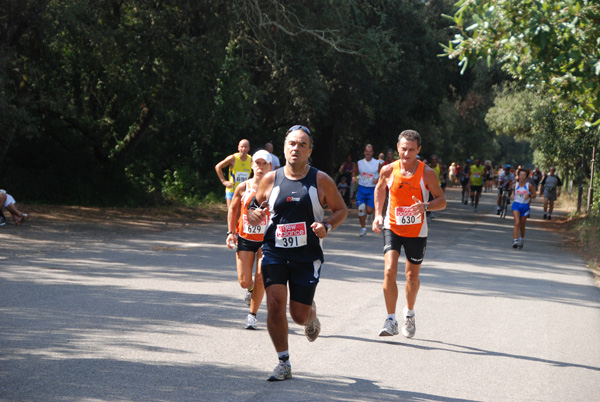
261;258;322;305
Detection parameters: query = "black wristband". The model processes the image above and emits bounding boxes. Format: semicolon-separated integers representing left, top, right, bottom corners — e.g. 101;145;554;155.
226;231;233;235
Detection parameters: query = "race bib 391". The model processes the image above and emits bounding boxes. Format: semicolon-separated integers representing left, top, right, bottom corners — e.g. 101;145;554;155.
275;222;308;248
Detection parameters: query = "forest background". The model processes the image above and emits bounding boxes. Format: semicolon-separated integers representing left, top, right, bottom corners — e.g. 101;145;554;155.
0;0;597;212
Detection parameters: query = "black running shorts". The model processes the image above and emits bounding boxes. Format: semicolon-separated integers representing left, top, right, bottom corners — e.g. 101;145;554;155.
262;260;321;305
470;185;483;195
236;236;262;253
383;229;427;265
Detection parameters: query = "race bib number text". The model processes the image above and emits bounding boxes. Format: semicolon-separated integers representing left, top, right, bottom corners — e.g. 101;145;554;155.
275;222;308;248
394;207;422;225
235;172;250;183
243;214;267;235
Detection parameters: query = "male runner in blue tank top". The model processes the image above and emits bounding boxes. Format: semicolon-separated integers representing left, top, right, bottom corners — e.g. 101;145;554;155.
247;125;348;381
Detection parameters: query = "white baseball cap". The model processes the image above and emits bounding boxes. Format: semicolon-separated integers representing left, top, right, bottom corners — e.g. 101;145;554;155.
252;150;272;164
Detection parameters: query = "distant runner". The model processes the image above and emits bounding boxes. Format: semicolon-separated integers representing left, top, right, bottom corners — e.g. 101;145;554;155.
353;144;380;236
215;139;252;208
469;158;484;212
540;167;562;220
511;168;535;249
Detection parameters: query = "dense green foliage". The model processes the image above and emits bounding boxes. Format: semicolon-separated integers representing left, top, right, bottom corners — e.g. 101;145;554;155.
0;0;551;205
442;0;600;213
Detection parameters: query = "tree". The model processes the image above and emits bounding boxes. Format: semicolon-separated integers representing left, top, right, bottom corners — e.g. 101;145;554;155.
442;0;600;211
1;0;490;205
442;0;599;126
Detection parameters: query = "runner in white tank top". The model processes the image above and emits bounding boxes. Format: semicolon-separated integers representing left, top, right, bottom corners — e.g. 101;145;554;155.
511;168;535;249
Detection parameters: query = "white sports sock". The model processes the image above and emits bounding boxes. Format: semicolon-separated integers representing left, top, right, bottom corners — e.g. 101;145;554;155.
403;307;415;317
387;313;396;322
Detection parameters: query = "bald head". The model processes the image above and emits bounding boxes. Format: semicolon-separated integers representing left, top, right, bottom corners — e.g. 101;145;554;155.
238;139;250;156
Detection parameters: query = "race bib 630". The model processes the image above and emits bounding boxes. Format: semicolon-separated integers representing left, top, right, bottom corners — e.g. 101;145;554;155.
394;207;422;225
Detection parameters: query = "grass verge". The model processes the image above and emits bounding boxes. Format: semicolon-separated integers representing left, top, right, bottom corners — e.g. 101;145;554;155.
555;196;600;287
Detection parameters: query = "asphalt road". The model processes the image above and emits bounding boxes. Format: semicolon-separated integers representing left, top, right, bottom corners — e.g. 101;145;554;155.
1;187;599;401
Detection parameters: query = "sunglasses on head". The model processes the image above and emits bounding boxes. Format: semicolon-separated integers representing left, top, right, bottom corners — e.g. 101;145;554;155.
287;125;311;136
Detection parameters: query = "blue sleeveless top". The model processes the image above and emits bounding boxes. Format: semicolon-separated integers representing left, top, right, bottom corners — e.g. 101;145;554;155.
262;167;325;263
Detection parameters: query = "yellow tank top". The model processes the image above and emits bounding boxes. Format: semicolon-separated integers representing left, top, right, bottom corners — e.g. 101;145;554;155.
470;165;484;186
228;153;252;193
432;164;441;184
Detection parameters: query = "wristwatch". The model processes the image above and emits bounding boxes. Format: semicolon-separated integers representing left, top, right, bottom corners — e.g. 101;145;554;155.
323;222;332;232
226;231;233;236
424;203;429;212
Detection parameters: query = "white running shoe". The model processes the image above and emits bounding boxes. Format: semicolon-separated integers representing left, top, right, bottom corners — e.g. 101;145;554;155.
267;361;292;381
402;315;416;338
378;318;399;336
245;314;257;330
359;227;367;236
512;240;519;249
244;289;252;306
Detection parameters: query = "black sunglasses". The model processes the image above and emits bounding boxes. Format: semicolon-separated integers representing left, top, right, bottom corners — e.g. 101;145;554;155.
287;125;311;136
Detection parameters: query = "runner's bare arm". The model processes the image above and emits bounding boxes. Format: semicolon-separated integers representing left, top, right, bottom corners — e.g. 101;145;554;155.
352;162;359;183
226;182;245;248
312;172;348;239
372;163;393;233
214;155;236;188
409;166;446;215
247;171;276;226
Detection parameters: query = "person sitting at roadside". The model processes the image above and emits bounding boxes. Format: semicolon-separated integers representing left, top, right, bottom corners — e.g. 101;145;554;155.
0;190;29;226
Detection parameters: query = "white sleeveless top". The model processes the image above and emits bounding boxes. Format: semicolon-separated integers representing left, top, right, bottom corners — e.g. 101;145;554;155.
514;182;530;204
357;158;380;188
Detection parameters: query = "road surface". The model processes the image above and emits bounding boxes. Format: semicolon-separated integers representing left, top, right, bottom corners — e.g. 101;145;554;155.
1;188;599;401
